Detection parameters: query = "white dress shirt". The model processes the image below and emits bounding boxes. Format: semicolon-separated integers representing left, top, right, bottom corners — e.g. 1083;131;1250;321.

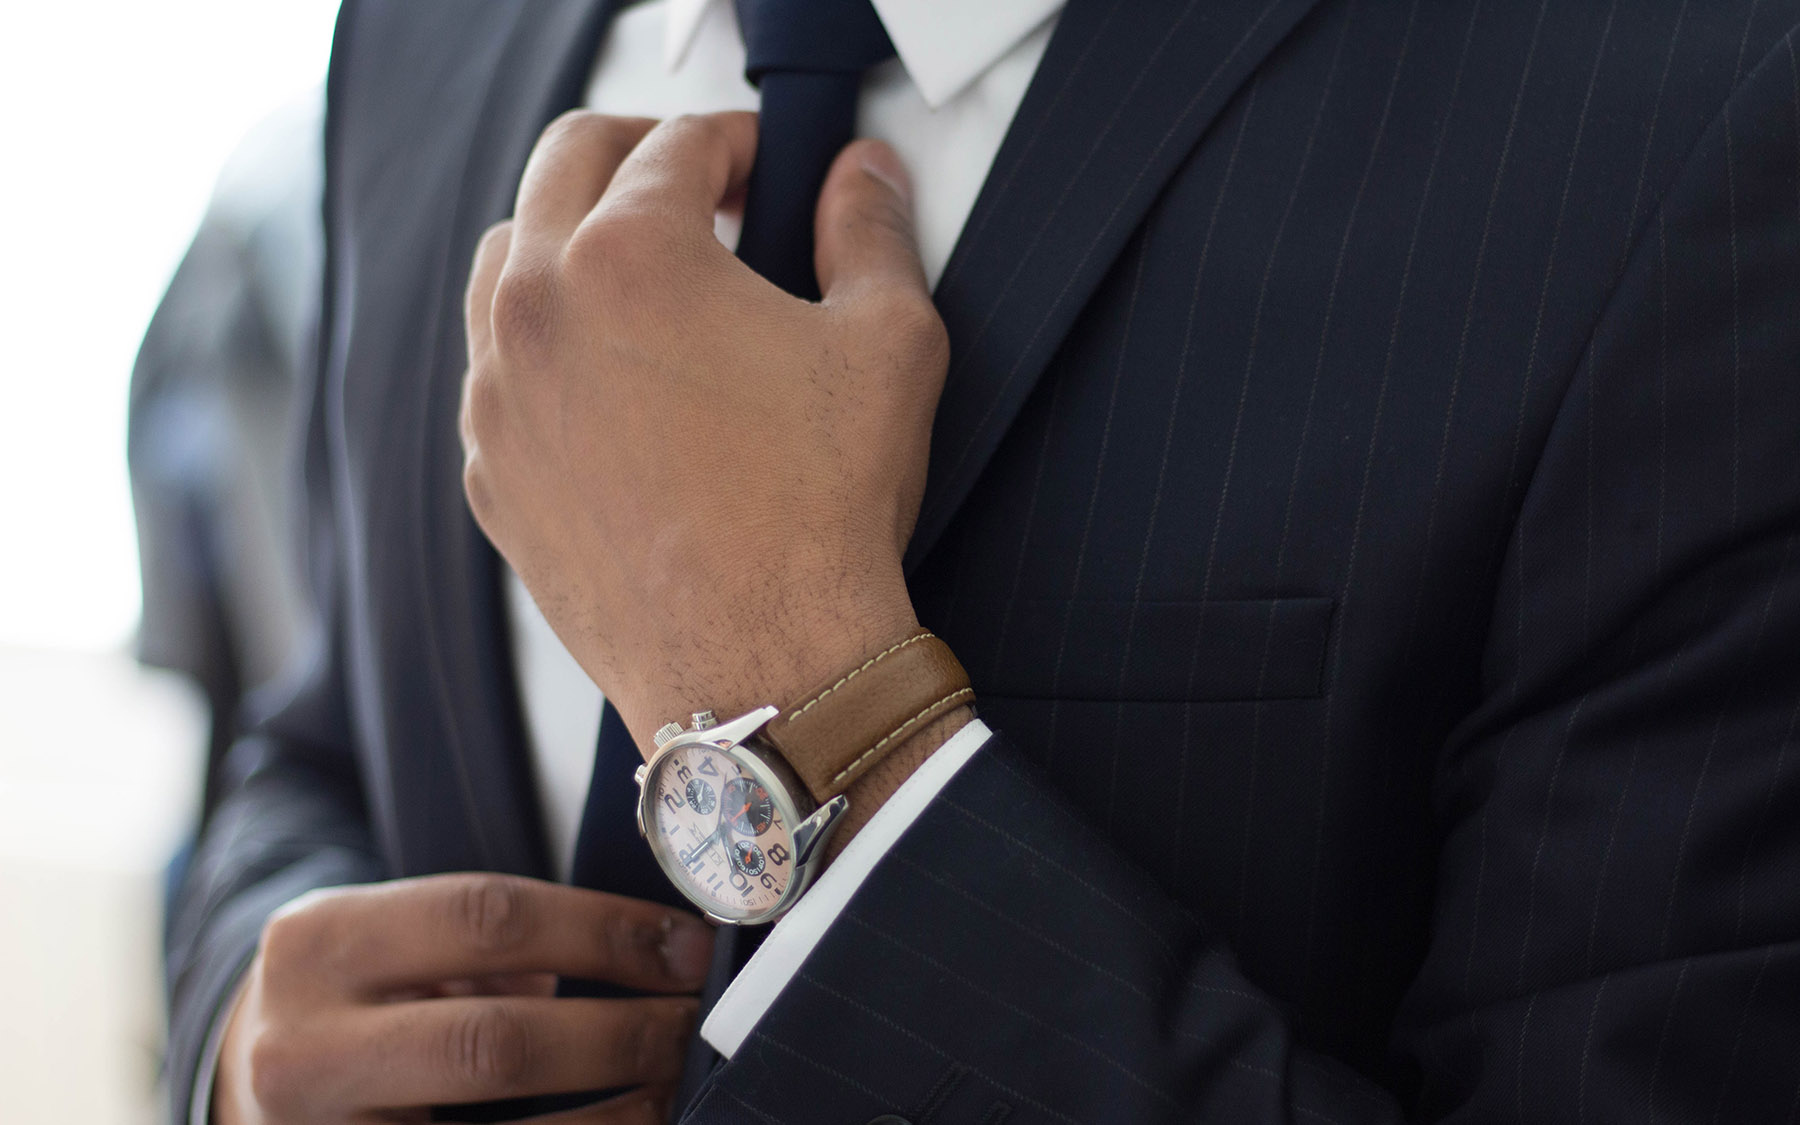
506;0;1060;1058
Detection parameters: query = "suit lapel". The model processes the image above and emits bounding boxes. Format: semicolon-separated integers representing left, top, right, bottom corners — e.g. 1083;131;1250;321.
909;0;1326;571
402;0;619;877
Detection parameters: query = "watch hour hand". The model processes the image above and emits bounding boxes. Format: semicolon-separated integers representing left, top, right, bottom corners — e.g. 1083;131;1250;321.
684;823;727;868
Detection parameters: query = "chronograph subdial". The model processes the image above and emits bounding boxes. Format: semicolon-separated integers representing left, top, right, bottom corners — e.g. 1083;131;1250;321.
720;777;775;836
729;840;766;877
684;777;717;815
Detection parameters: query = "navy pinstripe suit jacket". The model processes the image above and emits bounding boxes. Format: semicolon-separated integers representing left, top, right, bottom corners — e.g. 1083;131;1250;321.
167;0;1800;1119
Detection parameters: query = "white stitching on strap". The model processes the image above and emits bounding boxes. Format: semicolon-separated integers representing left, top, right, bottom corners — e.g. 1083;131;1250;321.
784;631;935;723
828;687;975;788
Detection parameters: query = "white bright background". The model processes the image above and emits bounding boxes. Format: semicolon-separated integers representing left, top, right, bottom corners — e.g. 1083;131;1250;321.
0;1;340;648
0;2;340;1121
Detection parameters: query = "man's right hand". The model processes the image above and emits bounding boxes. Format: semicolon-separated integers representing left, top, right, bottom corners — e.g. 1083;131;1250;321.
211;873;715;1124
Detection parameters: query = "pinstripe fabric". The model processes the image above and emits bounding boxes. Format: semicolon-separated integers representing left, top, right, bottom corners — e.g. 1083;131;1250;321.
165;0;1800;1121
704;0;1800;1118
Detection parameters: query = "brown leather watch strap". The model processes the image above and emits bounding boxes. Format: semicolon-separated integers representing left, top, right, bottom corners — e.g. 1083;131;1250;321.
760;630;974;802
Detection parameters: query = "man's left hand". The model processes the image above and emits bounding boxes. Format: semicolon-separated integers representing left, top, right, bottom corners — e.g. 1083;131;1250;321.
460;110;950;768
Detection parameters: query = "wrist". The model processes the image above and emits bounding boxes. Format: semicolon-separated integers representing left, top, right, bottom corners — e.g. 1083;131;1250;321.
626;586;920;755
632;628;972;926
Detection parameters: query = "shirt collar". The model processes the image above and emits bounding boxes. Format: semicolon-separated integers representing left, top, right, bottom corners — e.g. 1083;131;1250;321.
663;0;1063;108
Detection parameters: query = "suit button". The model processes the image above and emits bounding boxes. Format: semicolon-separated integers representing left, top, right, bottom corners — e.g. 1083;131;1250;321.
867;1118;911;1125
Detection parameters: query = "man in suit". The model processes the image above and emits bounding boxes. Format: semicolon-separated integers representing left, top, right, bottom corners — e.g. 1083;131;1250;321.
168;0;1800;1121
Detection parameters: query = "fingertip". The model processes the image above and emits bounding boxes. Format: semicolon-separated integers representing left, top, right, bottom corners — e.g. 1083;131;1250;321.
851;137;911;205
815;139;927;302
716;109;761;186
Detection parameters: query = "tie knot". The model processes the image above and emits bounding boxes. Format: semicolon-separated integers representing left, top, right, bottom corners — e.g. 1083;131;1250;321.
734;0;897;83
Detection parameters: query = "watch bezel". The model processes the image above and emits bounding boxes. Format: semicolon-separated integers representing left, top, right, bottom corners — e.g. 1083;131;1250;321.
637;728;819;926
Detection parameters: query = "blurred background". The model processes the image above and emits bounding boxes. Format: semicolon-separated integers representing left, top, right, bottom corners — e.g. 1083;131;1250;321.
0;2;341;1120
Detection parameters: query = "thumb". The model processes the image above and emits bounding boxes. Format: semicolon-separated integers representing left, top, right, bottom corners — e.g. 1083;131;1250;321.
814;138;930;305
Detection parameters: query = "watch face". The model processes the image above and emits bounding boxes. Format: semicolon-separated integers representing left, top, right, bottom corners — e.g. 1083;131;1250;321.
643;741;800;923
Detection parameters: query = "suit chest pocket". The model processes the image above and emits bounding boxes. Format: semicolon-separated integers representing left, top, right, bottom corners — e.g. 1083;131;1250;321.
942;597;1334;703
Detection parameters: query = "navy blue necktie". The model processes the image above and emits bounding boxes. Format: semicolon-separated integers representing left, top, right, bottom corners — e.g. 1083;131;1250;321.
733;0;897;298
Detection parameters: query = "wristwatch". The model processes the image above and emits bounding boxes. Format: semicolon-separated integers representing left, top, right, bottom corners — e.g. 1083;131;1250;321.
634;630;972;925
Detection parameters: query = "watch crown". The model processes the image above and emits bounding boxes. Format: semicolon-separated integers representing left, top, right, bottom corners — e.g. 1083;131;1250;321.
691;710;718;731
652;722;684;748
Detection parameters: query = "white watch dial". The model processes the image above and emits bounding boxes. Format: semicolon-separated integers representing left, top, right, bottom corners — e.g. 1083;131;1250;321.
645;742;799;922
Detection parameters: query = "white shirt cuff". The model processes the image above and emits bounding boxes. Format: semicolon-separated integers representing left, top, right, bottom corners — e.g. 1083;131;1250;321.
699;717;992;1058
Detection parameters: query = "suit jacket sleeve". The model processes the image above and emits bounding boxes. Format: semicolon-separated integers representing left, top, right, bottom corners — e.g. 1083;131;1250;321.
686;30;1800;1125
161;298;386;1122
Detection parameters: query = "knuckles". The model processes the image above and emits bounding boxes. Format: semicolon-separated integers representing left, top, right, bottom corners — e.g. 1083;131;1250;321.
480;219;666;375
461;452;497;531
244;1021;333;1119
563;208;684;297
472;221;513;274
450;874;535;957
459;366;508;456
539;108;642;164
488;258;562;363
458;372;506;533
561;217;633;282
446;1001;534;1092
257;890;338;985
894;297;952;371
601;909;658;982
608;1004;661;1078
244;1030;301;1114
864;292;951;378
